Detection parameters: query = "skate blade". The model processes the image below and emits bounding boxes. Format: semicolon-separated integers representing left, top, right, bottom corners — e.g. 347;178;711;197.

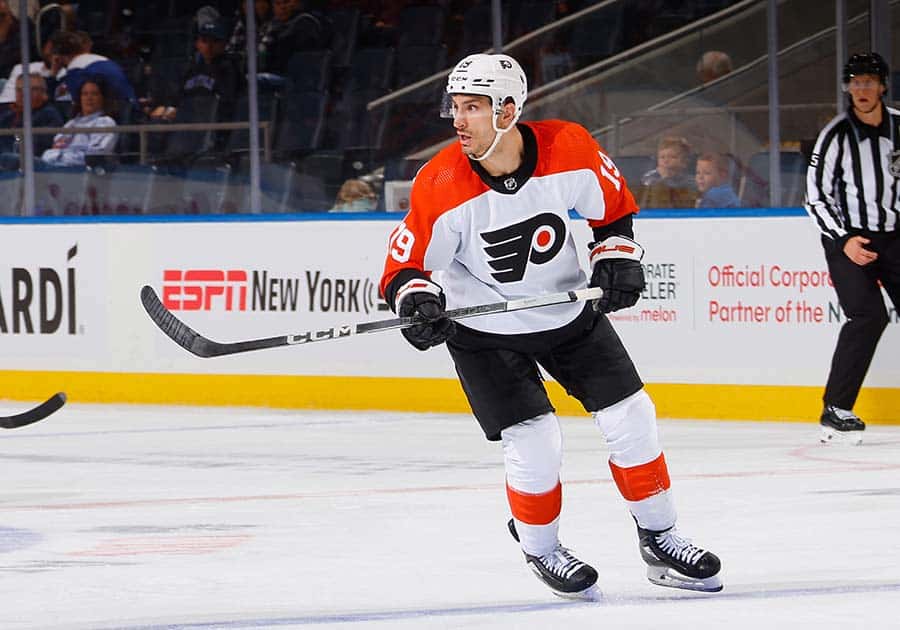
646;566;723;593
549;584;604;602
820;426;863;446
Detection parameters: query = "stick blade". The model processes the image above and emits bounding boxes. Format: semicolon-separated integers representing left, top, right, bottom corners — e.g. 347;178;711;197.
0;392;67;429
140;285;219;357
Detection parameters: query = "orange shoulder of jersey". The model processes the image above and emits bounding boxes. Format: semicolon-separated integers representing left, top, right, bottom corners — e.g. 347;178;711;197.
411;142;489;217
527;119;639;227
528;119;601;176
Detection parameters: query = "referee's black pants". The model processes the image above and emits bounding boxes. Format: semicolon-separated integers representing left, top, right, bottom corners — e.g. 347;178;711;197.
822;231;900;410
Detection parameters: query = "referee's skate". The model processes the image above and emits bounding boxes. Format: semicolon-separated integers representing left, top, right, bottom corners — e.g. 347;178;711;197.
819;405;866;445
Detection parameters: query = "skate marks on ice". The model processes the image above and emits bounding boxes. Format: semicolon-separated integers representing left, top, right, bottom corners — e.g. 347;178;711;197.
106;580;900;630
812;487;900;496
789;439;900;471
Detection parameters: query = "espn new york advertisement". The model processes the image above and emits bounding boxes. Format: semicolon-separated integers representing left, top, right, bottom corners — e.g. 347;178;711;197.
1;217;897;389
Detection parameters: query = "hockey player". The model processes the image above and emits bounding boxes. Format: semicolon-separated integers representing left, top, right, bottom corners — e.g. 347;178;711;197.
805;52;900;445
379;53;722;599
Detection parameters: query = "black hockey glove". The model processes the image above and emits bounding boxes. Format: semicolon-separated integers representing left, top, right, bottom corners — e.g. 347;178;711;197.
396;279;456;351
589;235;646;313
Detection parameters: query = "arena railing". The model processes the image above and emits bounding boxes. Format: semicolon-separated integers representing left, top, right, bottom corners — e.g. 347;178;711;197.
0;121;274;164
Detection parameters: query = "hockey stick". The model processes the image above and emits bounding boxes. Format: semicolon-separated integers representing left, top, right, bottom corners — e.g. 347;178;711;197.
0;392;67;429
140;285;604;358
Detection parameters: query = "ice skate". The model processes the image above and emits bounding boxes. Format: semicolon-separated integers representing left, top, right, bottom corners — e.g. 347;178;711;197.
508;519;601;601
819;405;865;445
636;523;722;592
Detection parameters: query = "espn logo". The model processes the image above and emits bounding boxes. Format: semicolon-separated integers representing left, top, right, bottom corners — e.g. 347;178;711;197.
162;269;248;311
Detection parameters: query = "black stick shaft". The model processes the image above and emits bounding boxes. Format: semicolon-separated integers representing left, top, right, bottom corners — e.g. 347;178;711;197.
141;285;603;358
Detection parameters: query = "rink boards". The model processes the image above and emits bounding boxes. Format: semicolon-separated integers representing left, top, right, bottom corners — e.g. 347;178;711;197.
0;212;897;423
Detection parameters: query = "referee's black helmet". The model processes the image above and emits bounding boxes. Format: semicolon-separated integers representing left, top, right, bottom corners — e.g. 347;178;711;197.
842;52;890;85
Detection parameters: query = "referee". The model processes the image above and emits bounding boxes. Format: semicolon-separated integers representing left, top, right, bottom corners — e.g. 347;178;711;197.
805;52;900;445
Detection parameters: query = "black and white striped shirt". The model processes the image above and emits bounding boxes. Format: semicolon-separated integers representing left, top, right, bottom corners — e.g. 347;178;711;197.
805;104;900;240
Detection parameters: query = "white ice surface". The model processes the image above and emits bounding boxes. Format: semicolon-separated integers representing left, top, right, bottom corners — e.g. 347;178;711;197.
1;402;899;629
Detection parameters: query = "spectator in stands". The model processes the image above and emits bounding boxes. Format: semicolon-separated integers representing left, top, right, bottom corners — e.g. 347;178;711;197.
0;30;57;109
227;0;272;56
637;136;695;208
41;78;117;167
694;152;740;208
50;30;136;105
696;50;733;84
0;73;64;168
331;178;377;212
0;0;34;80
149;18;243;123
258;0;330;77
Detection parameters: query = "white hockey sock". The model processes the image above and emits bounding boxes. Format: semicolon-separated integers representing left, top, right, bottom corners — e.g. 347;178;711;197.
593;390;676;531
502;412;563;557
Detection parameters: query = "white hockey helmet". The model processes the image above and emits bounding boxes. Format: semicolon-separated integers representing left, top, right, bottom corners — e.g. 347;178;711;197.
443;53;528;121
441;53;528;160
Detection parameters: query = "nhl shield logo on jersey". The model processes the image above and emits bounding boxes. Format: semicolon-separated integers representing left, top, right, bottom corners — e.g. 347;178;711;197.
890;150;900;178
480;213;567;283
503;177;518;191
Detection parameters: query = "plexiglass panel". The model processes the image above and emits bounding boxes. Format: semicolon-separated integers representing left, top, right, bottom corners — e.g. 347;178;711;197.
1;0;896;215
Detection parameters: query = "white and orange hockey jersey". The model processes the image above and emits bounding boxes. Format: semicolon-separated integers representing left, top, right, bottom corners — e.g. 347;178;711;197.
380;120;639;335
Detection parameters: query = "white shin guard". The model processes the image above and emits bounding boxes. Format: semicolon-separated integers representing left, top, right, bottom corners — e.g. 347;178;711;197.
592;390;676;531
501;412;563;556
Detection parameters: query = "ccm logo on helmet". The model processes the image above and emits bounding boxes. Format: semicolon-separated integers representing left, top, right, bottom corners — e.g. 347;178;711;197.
480;213;567;283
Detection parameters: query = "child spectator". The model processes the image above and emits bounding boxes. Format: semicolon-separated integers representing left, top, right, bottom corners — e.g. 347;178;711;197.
637;136;696;208
331;178;377;212
694;152;741;208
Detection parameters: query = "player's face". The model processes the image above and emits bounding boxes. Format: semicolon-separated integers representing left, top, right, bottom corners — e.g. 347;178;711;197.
695;160;719;193
450;95;496;157
847;73;885;114
656;148;686;178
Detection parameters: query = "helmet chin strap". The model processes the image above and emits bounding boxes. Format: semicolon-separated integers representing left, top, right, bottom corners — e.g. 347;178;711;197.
470;107;519;162
470;129;505;162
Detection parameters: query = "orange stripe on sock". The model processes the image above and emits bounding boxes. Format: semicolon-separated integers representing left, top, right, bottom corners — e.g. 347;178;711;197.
506;481;562;526
609;453;671;501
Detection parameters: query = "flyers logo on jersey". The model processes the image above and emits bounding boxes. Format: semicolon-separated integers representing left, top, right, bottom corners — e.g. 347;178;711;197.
481;213;566;283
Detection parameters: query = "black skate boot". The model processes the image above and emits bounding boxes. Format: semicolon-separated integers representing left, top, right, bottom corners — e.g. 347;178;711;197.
508;519;600;600
636;522;722;592
820;406;865;445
